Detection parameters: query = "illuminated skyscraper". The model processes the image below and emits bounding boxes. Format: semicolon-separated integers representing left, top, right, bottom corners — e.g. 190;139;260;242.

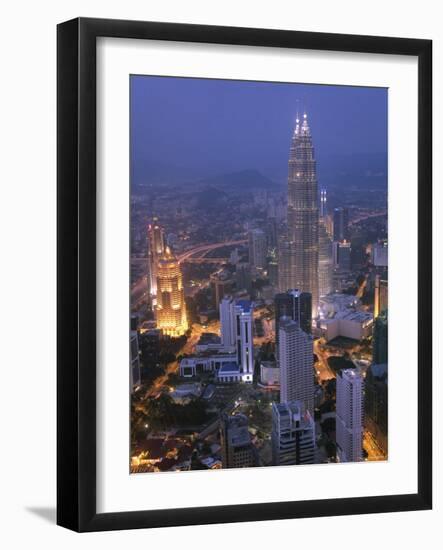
320;188;328;218
336;369;364;463
286;113;319;316
374;274;388;318
156;247;188;337
219;297;254;382
147;217;165;305
279;317;314;413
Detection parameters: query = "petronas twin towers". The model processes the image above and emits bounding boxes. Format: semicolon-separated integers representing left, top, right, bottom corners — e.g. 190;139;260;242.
279;113;319;317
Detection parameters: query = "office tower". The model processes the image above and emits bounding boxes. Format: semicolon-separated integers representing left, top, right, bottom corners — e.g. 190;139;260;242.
235;262;252;293
274;289;312;345
248;228;267;270
267;248;279;287
210;270;234;307
365;363;388;455
372;240;388;267
130;330;141;393
374;274;388;318
333;207;349;241
318;221;333;296
156;246;188;337
219;298;254;382
220;297;236;348
286;113;319;316
266;217;278;250
320;188;328;218
336;369;364;463
373;311;388;364
335;240;351;271
147;217;165;304
220;413;257;468
279;318;314;413
277;237;296;294
272;401;316;466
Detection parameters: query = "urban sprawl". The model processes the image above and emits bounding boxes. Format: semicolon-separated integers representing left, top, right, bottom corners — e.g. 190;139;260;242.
130;112;388;473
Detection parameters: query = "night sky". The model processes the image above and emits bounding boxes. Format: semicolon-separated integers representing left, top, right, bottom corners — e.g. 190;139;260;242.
130;75;387;186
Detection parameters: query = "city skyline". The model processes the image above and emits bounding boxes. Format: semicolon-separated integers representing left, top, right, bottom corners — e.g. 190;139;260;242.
130;75;388;474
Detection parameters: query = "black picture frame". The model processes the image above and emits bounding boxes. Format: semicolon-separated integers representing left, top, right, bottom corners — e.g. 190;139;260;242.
57;17;432;532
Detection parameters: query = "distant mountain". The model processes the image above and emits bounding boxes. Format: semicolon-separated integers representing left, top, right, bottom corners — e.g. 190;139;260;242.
317;152;387;189
131;159;213;188
196;169;280;195
195;186;228;210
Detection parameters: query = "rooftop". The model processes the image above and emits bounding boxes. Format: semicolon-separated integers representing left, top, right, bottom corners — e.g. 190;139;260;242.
236;299;252;313
218;362;240;374
197;332;221;345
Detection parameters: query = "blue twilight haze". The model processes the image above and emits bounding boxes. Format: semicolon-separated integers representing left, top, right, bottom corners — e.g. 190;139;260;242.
130;75;387;186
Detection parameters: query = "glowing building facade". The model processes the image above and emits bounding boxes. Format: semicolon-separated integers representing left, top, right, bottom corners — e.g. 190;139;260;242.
336;369;364;463
286;113;319;316
147;217;165;305
156;247;188;337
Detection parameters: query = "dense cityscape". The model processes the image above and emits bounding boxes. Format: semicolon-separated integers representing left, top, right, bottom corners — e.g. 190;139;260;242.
130;92;388;474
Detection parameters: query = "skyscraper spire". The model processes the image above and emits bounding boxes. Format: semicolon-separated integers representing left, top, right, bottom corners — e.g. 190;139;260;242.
301;111;310;135
285;110;319;317
294;113;300;136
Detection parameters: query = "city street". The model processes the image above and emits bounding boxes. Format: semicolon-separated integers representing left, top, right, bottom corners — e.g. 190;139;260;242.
314;339;336;382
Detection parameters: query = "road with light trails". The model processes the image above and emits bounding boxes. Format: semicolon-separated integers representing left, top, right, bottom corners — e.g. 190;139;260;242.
349;210;387;227
314;339;336;382
363;429;387;461
355;274;368;299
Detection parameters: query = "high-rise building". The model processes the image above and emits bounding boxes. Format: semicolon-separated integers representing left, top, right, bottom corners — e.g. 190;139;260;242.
220;413;257;468
333;207;349;242
219;298;254;382
235;262;252;293
374;274;388;318
271;401;316;466
336;369;364;463
286;113;319;317
318;221;333;296
147;217;165;305
372;240;388;267
220;297;236;349
156;247;188;337
248;228;267;270
320;188;328;218
266;217;278;251
373;311;388;364
279;318;314;413
365;363;388;455
210;270;234;307
267;249;279;288
274;289;311;345
333;240;352;272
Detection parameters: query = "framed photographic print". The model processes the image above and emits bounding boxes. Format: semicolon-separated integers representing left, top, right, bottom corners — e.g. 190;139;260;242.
57;17;432;532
